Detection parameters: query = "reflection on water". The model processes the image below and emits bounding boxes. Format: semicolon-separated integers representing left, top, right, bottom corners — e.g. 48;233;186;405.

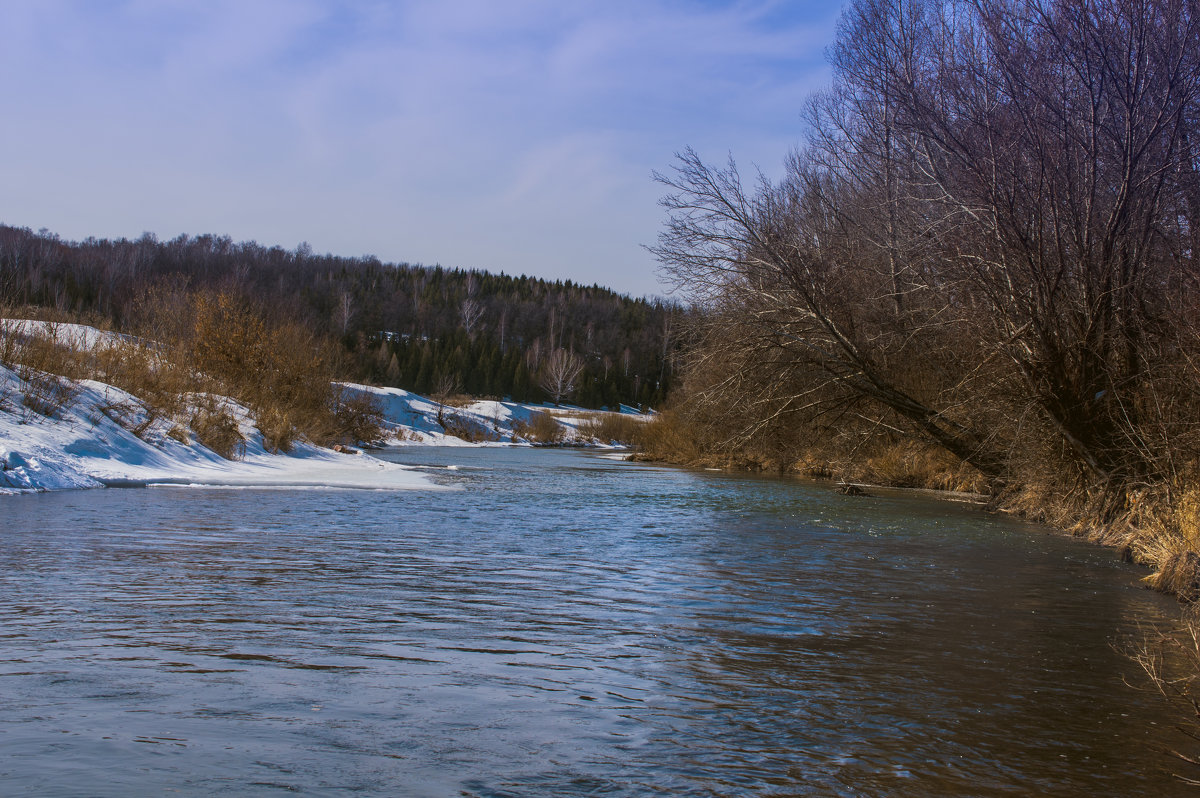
0;447;1187;796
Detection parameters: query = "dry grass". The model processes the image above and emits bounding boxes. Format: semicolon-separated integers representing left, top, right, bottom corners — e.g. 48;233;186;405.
628;409;709;462
1116;487;1200;597
861;442;988;493
1119;607;1200;785
20;372;79;419
0;324;85;420
577;411;645;445
438;394;476;409
514;410;565;444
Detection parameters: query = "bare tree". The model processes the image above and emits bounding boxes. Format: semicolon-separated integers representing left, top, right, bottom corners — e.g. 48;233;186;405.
539;348;585;405
652;149;1007;478
460;297;484;339
653;0;1200;497
336;291;354;335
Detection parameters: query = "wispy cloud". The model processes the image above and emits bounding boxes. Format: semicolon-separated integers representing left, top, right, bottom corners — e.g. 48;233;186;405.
0;0;839;296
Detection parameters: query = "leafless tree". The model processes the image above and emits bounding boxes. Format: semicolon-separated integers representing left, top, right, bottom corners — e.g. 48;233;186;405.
459;298;483;339
878;0;1200;490
539;347;585;405
652;149;1007;477
654;0;1200;497
336;291;354;335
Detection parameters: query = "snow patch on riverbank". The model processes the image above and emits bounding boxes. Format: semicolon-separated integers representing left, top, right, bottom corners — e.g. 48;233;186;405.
339;382;646;447
0;319;646;495
0;364;438;495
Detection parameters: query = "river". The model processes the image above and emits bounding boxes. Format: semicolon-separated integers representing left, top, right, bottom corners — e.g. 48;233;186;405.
0;446;1189;795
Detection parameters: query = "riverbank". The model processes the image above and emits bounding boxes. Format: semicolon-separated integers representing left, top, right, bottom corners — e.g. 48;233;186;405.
340;382;646;448
0;363;440;493
0;320;646;494
628;419;1199;600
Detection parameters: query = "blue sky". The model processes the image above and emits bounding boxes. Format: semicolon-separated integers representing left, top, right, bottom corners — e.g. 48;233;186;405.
1;1;841;298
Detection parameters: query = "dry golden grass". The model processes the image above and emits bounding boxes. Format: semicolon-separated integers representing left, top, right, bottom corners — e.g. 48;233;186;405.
577;411;644;445
861;442;988;493
1115;487;1200;597
627;409;709;463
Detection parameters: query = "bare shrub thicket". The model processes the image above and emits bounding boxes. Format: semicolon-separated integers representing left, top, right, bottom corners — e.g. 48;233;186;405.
1120;609;1200;785
578;412;644;445
514;411;565;444
0;288;385;453
0;323;86;419
190;397;246;460
652;0;1200;526
438;409;500;443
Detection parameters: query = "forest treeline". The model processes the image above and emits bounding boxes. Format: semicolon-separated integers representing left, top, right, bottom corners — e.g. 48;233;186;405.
0;224;679;409
644;0;1200;584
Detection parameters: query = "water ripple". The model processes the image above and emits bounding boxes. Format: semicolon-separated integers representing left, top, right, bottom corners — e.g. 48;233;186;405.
0;447;1186;796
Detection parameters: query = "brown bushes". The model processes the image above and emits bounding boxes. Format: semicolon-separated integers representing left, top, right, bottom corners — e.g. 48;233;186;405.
20;372;79;419
191;398;246;460
329;387;387;446
513;410;565;444
630;409;709;463
438;409;500;443
578;411;645;445
0;289;386;454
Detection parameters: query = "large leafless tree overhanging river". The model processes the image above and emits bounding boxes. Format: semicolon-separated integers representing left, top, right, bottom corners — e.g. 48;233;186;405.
0;447;1188;795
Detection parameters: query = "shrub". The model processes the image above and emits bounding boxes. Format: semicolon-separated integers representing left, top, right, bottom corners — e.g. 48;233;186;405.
2;292;382;457
328;388;386;445
13;328;89;382
514;410;565;444
578;411;645;445
191;400;245;460
91;337;189;422
629;409;706;462
20;371;78;419
257;405;296;454
440;409;500;443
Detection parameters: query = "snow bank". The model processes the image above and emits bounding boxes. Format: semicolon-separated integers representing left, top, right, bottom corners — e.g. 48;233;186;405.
0;319;133;351
0;318;649;495
0;365;439;495
338;383;648;447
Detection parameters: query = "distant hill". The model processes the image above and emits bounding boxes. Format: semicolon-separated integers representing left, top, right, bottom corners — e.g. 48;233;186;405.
0;225;682;409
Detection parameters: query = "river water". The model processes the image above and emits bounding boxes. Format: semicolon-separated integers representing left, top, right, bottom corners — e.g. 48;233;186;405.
0;447;1190;795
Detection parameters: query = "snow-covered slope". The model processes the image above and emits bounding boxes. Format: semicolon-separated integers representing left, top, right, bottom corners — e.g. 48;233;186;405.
0;319;648;495
340;383;645;446
0;365;438;494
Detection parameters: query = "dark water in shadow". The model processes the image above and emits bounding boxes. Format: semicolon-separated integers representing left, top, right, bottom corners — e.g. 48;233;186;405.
0;447;1188;795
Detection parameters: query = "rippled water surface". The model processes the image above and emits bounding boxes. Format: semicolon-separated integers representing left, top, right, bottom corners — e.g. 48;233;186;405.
0;447;1189;795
